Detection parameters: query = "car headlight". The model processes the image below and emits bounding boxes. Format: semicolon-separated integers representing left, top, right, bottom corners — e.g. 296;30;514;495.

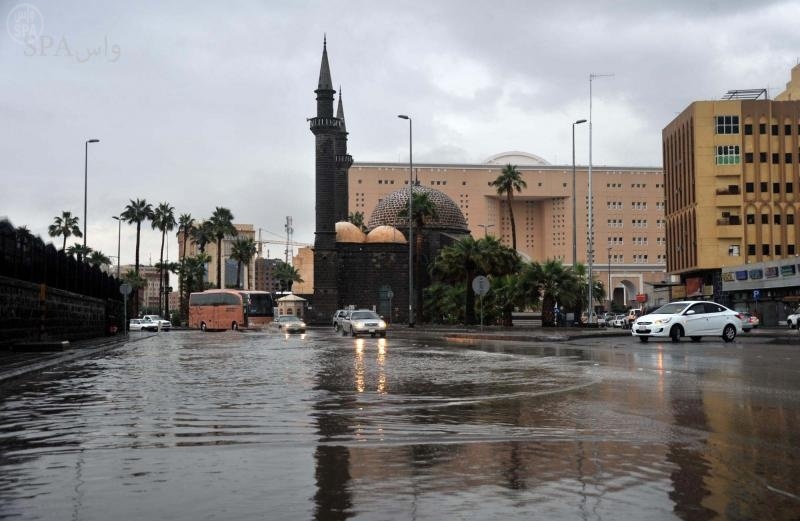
354;320;364;328
653;317;673;325
299;322;306;328
378;320;386;328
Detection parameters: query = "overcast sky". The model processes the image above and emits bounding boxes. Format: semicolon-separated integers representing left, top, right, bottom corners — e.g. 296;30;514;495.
3;0;800;268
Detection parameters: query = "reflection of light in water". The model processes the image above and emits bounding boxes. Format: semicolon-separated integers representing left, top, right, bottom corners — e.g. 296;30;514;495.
300;333;306;340
377;338;387;394
355;339;365;392
657;350;665;397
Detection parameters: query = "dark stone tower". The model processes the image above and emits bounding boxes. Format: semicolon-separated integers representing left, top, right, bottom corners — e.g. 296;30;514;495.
334;88;353;223
309;37;342;323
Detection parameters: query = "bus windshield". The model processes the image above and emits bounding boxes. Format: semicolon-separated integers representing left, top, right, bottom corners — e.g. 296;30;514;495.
241;292;274;317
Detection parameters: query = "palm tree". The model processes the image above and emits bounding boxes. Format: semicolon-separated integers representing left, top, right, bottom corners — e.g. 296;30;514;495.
347;211;367;232
66;243;92;261
490;164;527;251
87;250;112;268
191;220;214;254
398;190;439;323
48;211;82;252
152;202;177;315
178;253;211;322
274;261;303;293
177;213;195;259
230;236;257;289
121;269;147;322
209;207;237;288
528;259;581;327
121;199;154;317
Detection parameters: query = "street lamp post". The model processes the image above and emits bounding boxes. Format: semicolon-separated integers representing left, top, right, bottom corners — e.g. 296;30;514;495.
397;114;414;327
607;247;612;310
572;119;586;267
587;73;613;325
112;215;122;279
478;224;495;237
83;139;100;254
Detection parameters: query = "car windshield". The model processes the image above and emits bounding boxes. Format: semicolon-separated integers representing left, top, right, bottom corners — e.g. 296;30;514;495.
351;311;379;320
652;302;691;315
279;316;301;323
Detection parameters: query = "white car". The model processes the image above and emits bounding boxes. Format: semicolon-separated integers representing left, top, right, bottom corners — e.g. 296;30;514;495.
786;307;800;328
631;301;743;343
141;315;171;331
611;314;626;328
340;309;387;337
129;318;157;332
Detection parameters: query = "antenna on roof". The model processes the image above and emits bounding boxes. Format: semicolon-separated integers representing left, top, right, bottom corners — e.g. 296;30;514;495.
721;89;768;100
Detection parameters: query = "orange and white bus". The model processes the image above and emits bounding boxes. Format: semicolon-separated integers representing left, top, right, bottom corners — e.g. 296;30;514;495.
188;289;275;331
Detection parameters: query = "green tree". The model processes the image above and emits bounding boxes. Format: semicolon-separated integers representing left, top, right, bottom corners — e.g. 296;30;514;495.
86;250;112;268
209;207;237;288
178;253;211;322
177;213;195;321
66;243;92;261
274;261;303;293
121;198;154;316
527;259;581;327
490;164;527;251
121;269;147;321
191;220;214;254
398;190;439;323
230;236;257;289
347;211;368;232
152;202;177;315
48;211;82;252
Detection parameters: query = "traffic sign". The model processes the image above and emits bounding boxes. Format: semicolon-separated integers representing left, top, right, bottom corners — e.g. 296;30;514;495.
472;275;490;296
753;289;760;300
119;283;132;296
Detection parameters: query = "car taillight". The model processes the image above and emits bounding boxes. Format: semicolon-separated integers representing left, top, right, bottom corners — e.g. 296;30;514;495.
735;313;743;321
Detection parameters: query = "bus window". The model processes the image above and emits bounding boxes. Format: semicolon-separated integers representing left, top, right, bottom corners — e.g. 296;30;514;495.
189;290;245;331
239;291;274;327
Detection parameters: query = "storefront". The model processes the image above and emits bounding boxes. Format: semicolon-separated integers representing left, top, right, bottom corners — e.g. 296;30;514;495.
721;260;800;326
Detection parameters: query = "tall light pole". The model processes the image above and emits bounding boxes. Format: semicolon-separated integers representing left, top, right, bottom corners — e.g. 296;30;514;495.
398;114;414;327
112;215;122;279
587;73;613;325
478;224;495;237
572;119;586;267
83;138;100;253
607;247;612;310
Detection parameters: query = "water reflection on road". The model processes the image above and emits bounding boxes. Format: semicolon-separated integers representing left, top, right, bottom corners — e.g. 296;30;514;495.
0;330;799;520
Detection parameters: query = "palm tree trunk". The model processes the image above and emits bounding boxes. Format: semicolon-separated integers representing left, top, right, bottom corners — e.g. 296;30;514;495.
507;192;517;251
62;236;67;252
159;230;165;316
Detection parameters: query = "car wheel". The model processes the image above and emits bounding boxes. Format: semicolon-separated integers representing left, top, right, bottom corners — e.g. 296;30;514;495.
789;321;795;329
722;324;736;343
690;336;702;342
200;322;207;332
232;322;238;331
334;323;339;332
638;336;649;343
670;325;683;342
350;327;357;337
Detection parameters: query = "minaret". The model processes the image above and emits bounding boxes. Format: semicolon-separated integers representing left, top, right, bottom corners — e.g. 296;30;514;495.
334;87;353;223
309;37;341;322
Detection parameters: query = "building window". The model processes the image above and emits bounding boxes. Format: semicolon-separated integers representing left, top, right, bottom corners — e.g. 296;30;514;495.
786;124;793;135
746;214;755;224
776;245;783;255
788;183;795;194
759;123;767;134
760;182;768;192
772;124;779;136
745;152;754;163
788;214;795;225
763;244;770;255
748;244;756;255
760;152;767;162
787;153;793;163
745;182;754;193
715;115;739;134
716;145;740;164
744;124;753;135
774;182;781;194
774;214;782;224
728;245;740;256
761;214;769;224
773;153;780;164
790;244;796;255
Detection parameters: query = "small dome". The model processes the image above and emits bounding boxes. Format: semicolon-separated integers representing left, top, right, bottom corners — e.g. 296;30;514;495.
367;185;469;232
484;151;550;166
335;221;366;243
366;225;407;244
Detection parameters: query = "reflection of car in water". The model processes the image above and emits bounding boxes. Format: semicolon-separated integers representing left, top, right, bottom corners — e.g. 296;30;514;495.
273;315;306;334
631;301;743;343
340;309;387;337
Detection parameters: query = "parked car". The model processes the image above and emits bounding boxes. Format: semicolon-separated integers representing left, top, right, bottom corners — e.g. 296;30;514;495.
625;308;643;329
580;312;606;327
332;309;349;331
273;315;306;334
129;318;157;332
786;307;800;329
141;314;171;331
340;309;387;337
611;314;627;328
741;312;759;331
631;301;743;343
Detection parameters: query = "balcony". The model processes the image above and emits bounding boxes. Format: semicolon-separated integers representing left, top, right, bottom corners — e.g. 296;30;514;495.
715;185;741;195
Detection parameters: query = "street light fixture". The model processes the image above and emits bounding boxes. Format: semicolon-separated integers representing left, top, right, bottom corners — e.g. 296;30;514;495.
112;215;122;279
397;114;414;327
83;138;100;254
478;224;495;237
572;119;586;267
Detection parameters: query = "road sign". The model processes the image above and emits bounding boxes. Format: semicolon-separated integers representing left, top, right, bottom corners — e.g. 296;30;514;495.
119;283;132;296
387;290;394;300
753;289;760;300
472;275;490;296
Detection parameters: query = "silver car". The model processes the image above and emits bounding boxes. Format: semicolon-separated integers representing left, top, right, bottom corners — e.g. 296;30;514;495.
340;309;387;337
631;301;743;343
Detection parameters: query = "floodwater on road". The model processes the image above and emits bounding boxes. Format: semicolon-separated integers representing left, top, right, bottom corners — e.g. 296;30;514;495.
1;330;799;520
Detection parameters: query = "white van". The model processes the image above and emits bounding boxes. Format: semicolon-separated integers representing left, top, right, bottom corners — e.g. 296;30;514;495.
625;308;643;328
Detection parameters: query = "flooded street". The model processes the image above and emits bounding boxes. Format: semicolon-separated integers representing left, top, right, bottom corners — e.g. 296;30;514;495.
1;330;799;520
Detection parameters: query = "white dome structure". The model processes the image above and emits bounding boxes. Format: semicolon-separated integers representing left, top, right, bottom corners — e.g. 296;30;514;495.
335;221;366;243
484;151;550;166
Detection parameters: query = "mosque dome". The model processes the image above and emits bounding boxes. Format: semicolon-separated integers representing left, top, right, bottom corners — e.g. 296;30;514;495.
367;185;469;232
366;225;407;244
484;151;550;166
335;221;366;243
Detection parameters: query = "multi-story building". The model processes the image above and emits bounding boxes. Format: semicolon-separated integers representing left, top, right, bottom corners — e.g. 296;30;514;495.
254;257;283;293
351;154;666;309
120;264;161;313
178;223;256;289
662;64;800;324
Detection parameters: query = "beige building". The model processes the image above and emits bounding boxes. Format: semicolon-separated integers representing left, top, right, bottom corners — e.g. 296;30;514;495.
662;64;800;324
179;223;257;289
351;153;666;308
120;264;161;313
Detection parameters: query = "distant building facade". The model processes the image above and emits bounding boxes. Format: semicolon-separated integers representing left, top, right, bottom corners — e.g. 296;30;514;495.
178;223;256;289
